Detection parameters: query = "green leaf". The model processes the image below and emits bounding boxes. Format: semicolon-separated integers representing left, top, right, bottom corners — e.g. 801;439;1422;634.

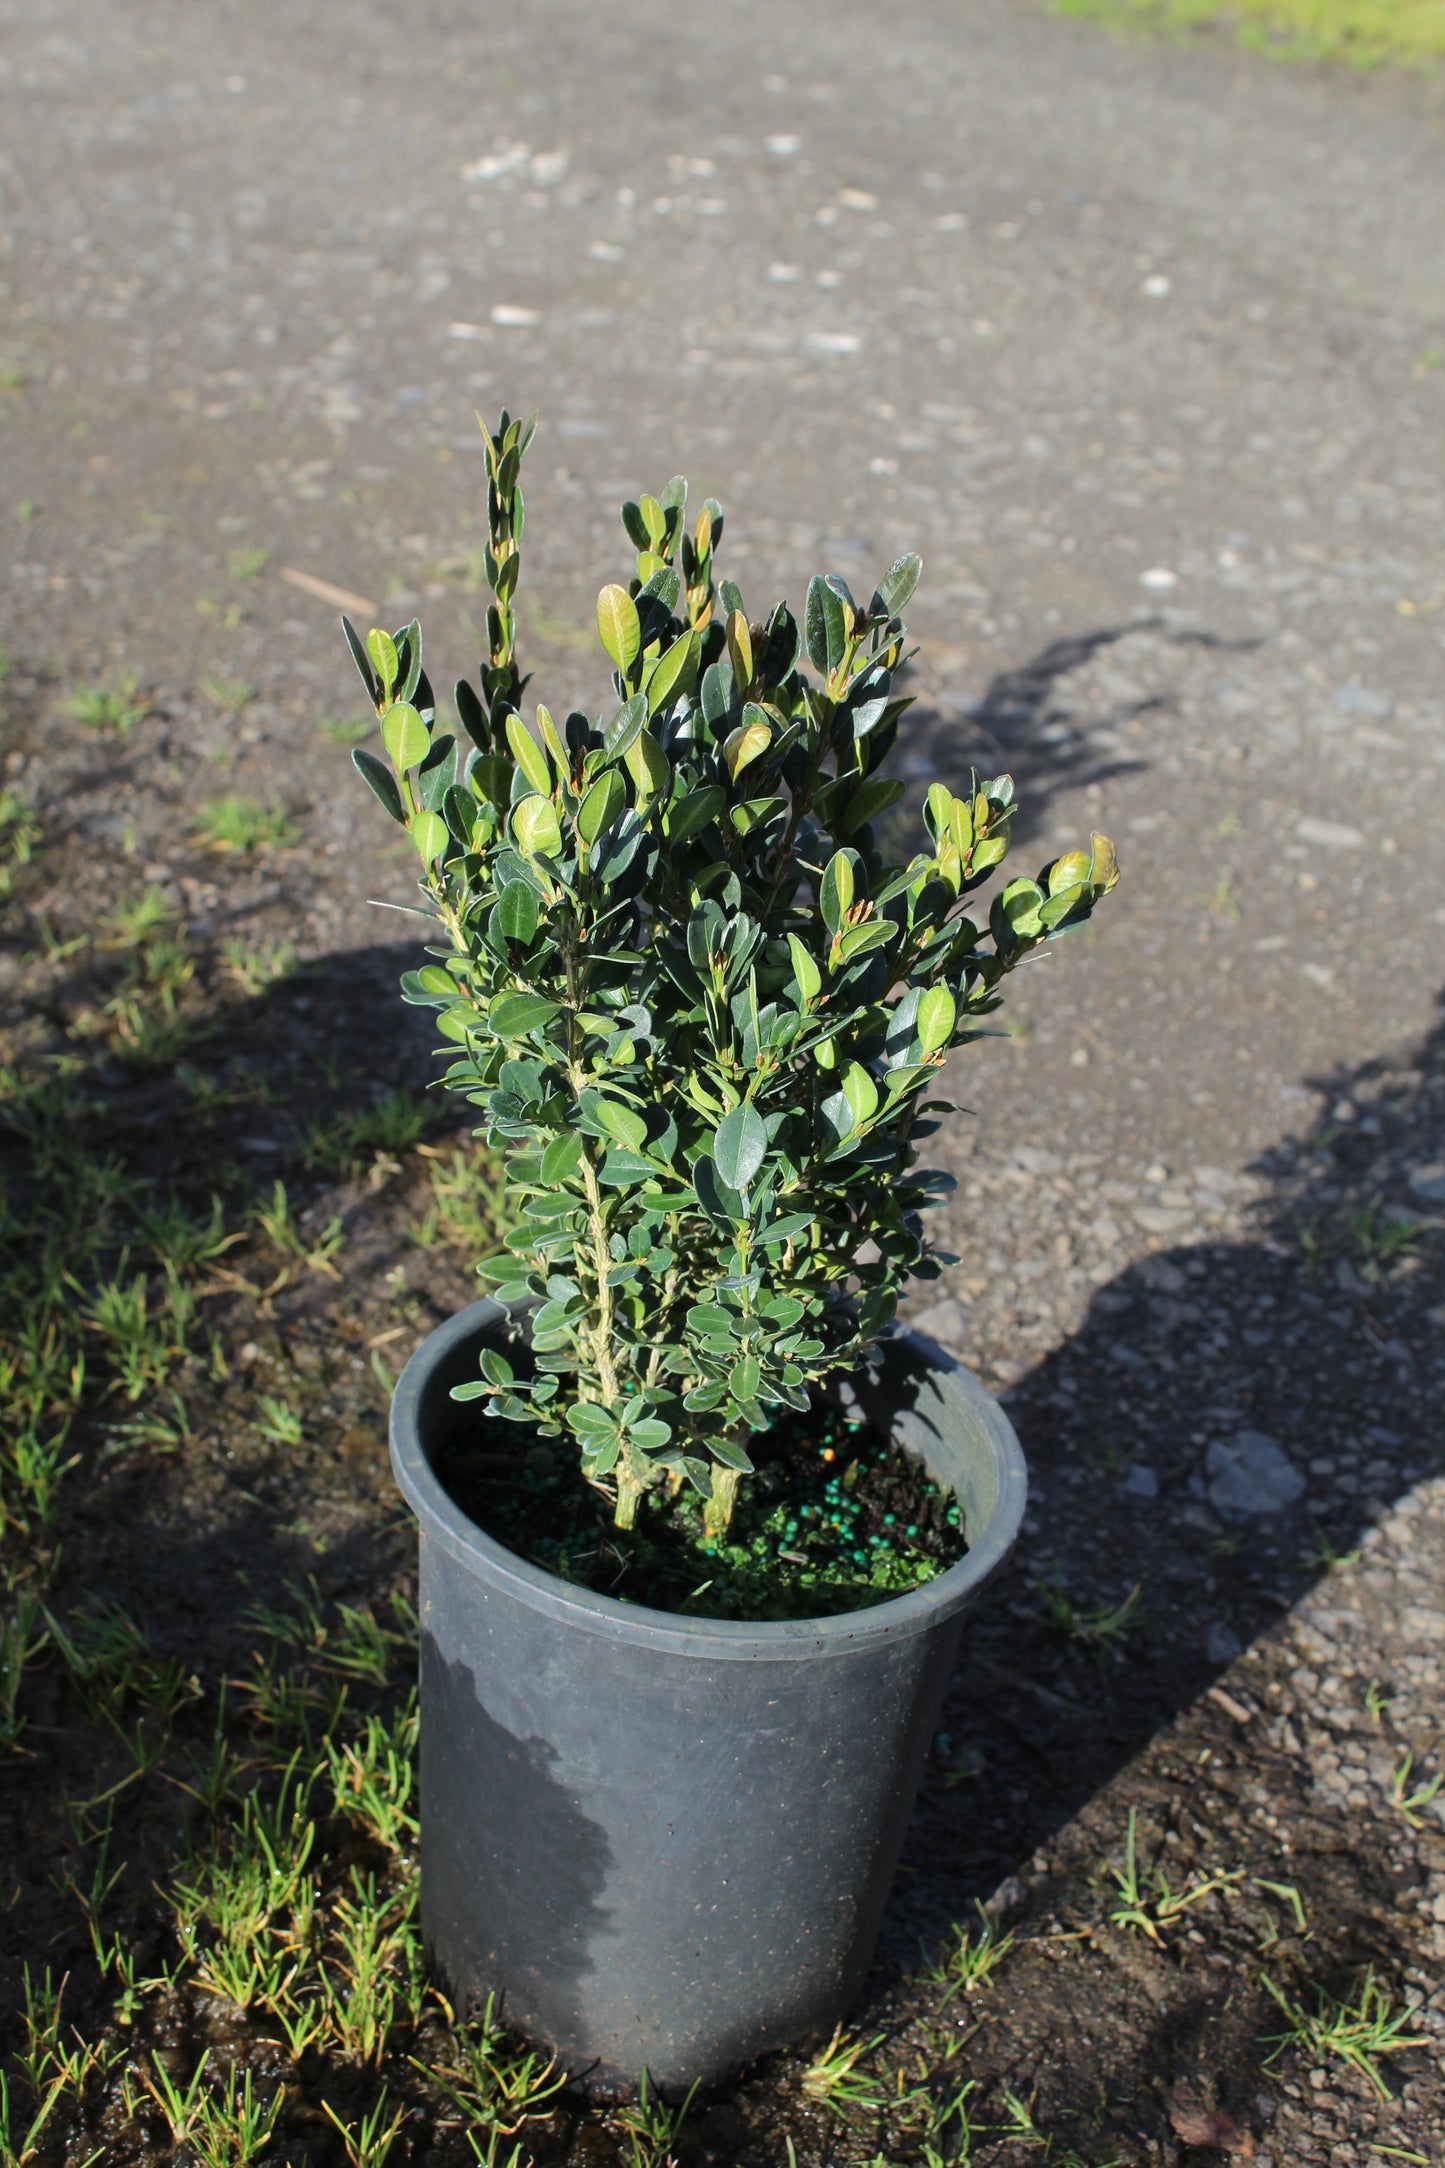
819;849;857;934
916;983;956;1057
584;1434;621;1476
598;1148;660;1187
411;809;449;862
596;583;642;673
1039;884;1088;929
594;1097;648;1153
712;1102;767;1192
1090;831;1120;892
1047;849;1093;896
505;714;554;797
479;1348;514;1385
820;1087;854;1141
805;574;847;676
995;877;1044;941
577;768;626;845
489;990;562;1038
343;615;380;703
541;1132;584;1182
666;786;725;842
400;964;457;1004
687;1304;739;1338
629;1418;672;1453
841;1061;879;1128
489;1278;536;1305
511;795;563;859
787;934;822;1007
381;701;429;771
729;795;787;838
623;726;670;809
567;1399;616;1437
602;693;648;767
367;626;399;698
394;618;424;703
468;754;511;808
493;880;539;945
352;746;405;823
757;1212;814;1248
764;1295;805;1328
710;1437;755;1474
728;1353;760;1401
693;1153;746;1226
723;707;772;782
644;628;700;717
923;782;954;846
528;707;564;776
419;735;458;811
592;809;646;885
834;917;896;965
871;552;922;619
638;494;667;547
835;774;906;839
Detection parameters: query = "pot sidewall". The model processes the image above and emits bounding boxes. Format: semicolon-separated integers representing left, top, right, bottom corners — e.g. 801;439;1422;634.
392;1301;1026;2090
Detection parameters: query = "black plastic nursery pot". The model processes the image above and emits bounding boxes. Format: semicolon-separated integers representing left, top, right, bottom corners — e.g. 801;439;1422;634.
390;1298;1027;2093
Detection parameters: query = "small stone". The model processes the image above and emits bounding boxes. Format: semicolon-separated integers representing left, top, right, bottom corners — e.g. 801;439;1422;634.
908;1296;973;1350
1332;684;1392;718
1206;1622;1243;1664
1296;815;1365;850
1123;1464;1159;1499
983;1874;1026;1919
1135;1204;1192;1235
1207;1431;1306;1516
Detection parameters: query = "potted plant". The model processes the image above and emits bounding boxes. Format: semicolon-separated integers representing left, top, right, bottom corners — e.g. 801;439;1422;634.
344;410;1119;2093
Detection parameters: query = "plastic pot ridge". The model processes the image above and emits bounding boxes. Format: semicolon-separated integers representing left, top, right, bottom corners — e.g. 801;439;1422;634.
390;1298;1026;2091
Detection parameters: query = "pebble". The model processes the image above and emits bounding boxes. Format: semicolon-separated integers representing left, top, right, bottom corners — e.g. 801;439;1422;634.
908;1296;974;1350
1134;1204;1193;1235
1206;1431;1306;1516
1295;815;1365;850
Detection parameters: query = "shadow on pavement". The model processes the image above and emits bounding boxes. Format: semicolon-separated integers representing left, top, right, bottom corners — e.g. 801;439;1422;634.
883;984;1444;1964
900;618;1264;849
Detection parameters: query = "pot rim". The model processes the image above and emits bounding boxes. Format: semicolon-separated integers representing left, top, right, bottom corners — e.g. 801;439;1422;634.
390;1298;1027;1658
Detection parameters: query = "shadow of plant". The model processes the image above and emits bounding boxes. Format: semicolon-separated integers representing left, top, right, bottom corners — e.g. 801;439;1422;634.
899;618;1263;851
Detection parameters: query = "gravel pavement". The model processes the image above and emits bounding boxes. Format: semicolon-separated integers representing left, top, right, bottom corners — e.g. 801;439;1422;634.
3;2;1444;2159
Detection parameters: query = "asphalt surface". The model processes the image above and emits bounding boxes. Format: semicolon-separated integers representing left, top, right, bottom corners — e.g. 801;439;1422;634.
4;0;1444;1182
